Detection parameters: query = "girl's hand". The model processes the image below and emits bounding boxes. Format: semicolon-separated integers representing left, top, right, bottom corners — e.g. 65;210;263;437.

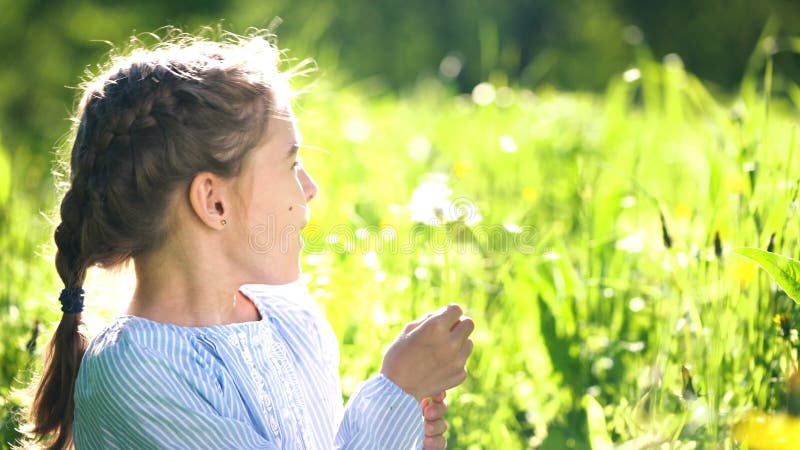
381;304;474;402
421;391;448;450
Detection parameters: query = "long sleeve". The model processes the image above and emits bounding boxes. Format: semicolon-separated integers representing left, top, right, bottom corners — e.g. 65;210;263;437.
74;286;427;450
74;332;277;450
334;374;424;450
239;283;425;449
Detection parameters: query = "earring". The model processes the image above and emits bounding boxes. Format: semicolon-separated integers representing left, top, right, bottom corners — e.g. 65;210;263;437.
220;219;227;226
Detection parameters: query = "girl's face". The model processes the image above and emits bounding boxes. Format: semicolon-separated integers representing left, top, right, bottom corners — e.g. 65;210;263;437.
227;103;318;281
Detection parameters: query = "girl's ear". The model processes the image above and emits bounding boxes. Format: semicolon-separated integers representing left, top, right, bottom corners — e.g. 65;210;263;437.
188;172;228;230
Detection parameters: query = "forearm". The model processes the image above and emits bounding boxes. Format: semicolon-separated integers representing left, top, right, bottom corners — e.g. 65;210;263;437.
334;374;424;450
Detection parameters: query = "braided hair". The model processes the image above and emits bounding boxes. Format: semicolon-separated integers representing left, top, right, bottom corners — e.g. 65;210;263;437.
28;31;293;449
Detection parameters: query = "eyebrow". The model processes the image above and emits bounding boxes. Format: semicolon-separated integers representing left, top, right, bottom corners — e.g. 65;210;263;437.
287;143;300;159
286;132;303;159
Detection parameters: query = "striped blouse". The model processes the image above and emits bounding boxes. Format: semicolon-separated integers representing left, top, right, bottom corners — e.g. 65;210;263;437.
73;282;424;449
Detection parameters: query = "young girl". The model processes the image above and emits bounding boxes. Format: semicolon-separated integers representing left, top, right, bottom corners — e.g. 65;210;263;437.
28;32;474;449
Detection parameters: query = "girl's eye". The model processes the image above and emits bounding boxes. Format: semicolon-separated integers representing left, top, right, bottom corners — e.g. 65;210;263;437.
292;158;303;170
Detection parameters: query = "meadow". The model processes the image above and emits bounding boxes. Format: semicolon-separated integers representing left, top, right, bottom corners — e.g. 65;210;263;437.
1;50;800;449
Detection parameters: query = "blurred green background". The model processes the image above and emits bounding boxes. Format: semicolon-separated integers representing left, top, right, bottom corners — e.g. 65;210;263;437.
3;0;800;449
3;0;799;155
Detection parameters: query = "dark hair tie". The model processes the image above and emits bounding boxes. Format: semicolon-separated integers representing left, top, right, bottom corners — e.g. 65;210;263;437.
59;288;85;314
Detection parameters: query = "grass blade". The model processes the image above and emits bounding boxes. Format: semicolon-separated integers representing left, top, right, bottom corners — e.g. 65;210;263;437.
733;247;800;303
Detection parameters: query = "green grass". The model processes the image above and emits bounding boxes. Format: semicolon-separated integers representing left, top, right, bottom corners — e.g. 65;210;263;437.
3;54;800;449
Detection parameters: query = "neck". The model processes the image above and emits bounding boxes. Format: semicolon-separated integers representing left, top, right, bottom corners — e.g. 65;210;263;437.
128;240;300;327
126;200;305;326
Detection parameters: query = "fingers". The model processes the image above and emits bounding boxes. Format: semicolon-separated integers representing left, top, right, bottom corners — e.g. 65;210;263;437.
423;435;446;450
458;338;474;361
424;418;448;437
415;305;472;339
423;392;448;449
392;305;474;400
450;316;475;343
423;399;448;421
421;391;446;409
430;304;463;330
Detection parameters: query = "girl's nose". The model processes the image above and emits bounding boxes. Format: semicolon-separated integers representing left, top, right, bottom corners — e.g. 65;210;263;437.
300;169;318;202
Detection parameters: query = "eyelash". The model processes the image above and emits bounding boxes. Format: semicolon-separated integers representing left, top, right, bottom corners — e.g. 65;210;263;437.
292;158;303;170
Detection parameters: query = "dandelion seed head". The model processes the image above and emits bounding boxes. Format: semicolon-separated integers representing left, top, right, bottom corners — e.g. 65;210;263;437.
543;251;561;261
592;357;614;375
371;305;388;326
472;82;496;106
622;341;645;353
515;381;534;398
677;252;689;268
8;305;19;321
439;53;463;79
500;135;518;153
628;297;646;312
623;68;641;83
408;175;480;226
407;136;432;162
395;276;411;291
363;251;380;270
409;176;452;225
586;385;601;398
620;195;637;208
616;233;644;254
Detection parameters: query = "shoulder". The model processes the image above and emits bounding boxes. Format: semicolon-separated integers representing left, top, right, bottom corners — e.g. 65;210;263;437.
80;317;149;373
76;317;208;401
73;319;272;449
74;317;228;430
81;317;181;370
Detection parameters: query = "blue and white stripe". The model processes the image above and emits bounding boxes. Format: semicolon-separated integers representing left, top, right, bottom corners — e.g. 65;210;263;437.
73;282;423;449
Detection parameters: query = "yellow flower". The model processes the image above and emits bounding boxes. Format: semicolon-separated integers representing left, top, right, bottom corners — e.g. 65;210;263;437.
734;412;800;449
724;172;748;194
673;204;692;221
729;258;757;286
522;186;537;202
774;313;792;340
452;161;469;178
